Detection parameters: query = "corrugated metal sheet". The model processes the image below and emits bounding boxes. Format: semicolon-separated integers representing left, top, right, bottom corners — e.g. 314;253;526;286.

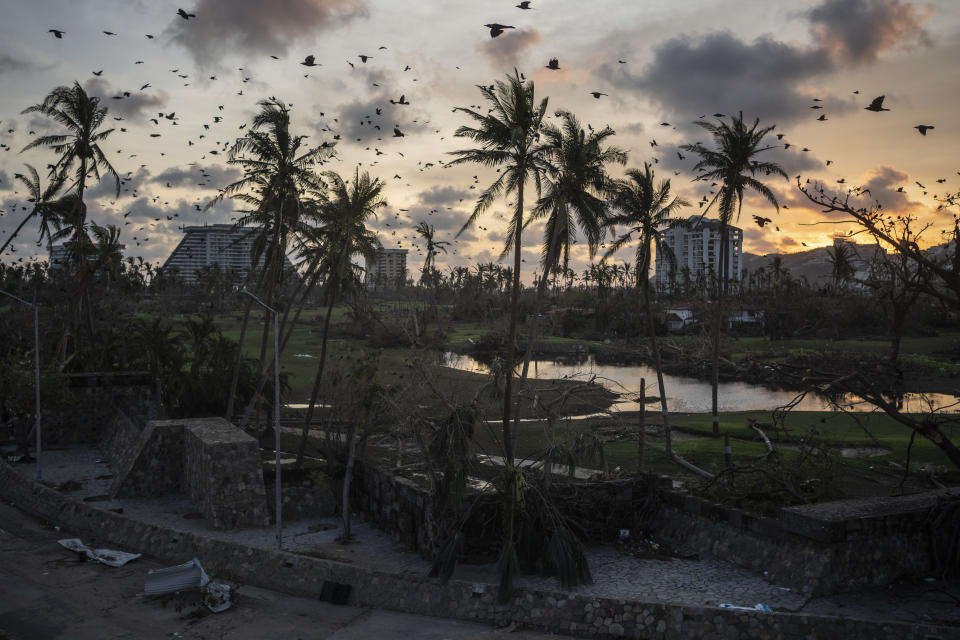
144;558;208;596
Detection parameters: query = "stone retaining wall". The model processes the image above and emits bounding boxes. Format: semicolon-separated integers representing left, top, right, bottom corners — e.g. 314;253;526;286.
1;460;955;640
49;372;156;444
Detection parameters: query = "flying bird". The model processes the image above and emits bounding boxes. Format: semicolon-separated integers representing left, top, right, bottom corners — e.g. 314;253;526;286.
358;54;372;63
590;91;607;99
103;31;117;36
545;58;560;70
301;55;319;67
517;1;532;8
752;215;772;228
816;114;827;121
914;125;934;136
864;95;889;112
484;23;515;38
48;29;65;38
393;126;405;137
177;8;196;19
92;70;103;76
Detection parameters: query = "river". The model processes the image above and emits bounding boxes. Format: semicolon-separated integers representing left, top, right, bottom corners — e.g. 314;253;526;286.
441;352;959;414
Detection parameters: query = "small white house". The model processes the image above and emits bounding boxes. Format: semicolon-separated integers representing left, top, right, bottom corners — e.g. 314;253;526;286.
663;307;696;332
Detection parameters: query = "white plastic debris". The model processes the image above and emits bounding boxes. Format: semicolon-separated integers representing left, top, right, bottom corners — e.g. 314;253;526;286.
58;538;142;567
144;558;209;596
204;581;232;613
719;603;773;612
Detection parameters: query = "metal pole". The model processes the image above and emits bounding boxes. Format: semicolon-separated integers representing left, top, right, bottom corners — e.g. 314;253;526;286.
273;308;282;550
34;299;41;481
238;289;282;551
1;289;40;480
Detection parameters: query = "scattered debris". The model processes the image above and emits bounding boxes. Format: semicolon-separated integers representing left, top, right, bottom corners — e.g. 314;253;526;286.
203;581;232;613
58;538;142;567
719;603;773;612
145;558;208;596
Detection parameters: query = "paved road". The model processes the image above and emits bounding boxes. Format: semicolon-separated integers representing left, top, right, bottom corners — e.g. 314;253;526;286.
0;503;579;640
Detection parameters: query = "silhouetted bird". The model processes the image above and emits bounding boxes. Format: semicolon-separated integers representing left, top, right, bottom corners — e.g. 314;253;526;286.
393;127;404;137
816;114;827;121
546;58;559;70
752;215;771;228
517;1;532;8
864;96;890;112
590;91;607;99
358;54;372;63
103;31;117;36
92;70;103;76
914;125;934;136
177;8;196;19
301;55;319;67
48;29;65;38
484;23;514;38
389;94;409;105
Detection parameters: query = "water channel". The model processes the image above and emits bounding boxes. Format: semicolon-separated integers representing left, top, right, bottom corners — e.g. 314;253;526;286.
442;352;959;414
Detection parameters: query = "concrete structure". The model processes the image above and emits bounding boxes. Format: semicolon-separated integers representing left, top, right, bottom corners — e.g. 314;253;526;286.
365;247;408;288
161;224;295;285
654;216;743;292
49;242;127;269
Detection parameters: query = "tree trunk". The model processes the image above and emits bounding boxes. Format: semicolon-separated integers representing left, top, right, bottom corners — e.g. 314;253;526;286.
711;223;729;436
643;281;673;455
637;378;645;474
340;424;359;541
225;296;255;420
296;292;336;467
501;182;524;465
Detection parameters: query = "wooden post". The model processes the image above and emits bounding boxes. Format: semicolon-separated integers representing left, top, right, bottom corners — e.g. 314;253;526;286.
637;378;645;474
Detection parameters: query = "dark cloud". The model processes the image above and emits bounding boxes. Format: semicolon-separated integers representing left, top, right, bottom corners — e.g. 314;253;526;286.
150;164;242;189
332;96;429;143
0;169;10;191
0;54;36;76
83;78;169;120
166;0;369;67
478;28;542;70
858;165;919;212
401;205;467;233
418;185;471;207
602;32;842;127
806;0;934;64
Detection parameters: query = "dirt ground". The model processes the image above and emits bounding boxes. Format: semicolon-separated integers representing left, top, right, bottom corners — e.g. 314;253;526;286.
0;502;579;640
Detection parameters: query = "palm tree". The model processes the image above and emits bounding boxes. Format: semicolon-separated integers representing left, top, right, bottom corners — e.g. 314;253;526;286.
0;165;68;256
604;163;689;458
215;97;333;420
295;167;385;467
513;110;626;444
826;241;856;291
681;112;786;436
21;82;120;254
414;221;450;287
448;69;549;465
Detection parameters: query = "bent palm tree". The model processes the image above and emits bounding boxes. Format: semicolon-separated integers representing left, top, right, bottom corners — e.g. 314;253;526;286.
448;68;549;465
681;113;786;436
604;163;689;461
295;167;384;467
0;165;68;256
415;221;450;286
514;110;626;446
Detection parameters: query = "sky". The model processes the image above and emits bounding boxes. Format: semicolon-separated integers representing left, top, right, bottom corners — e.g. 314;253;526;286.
0;0;958;283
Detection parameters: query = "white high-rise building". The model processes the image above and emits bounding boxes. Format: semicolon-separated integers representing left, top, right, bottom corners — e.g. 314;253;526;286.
365;248;408;288
161;224;293;285
654;216;742;291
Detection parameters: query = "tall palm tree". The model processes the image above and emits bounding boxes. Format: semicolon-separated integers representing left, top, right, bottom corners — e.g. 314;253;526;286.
604;163;689;457
295;167;385;467
0;165;68;256
21;82;120;255
448;69;549;465
414;221;450;287
215;97;334;420
681;112;786;436
512;110;626;445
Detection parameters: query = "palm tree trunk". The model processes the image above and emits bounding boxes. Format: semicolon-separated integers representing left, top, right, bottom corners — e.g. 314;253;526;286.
340;424;359;541
501;183;524;465
711;223;728;436
0;212;35;256
225;296;255;420
296;291;336;467
643;281;673;456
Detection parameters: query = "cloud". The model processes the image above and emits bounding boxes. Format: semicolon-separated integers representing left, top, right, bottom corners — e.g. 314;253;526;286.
858;165;919;212
166;0;369;67
806;0;934;64
150;164;242;189
478;28;542;70
83;78;169;120
332;96;429;143
418;185;471;207
603;32;840;127
0;169;10;191
0;54;36;76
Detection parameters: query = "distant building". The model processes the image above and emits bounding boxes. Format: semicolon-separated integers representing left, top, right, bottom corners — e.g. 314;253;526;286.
365;248;408;289
49;242;126;269
654;216;743;292
161;224;293;286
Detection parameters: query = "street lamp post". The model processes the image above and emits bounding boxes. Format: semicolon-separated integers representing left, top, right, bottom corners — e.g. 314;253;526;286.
0;289;41;481
239;289;283;550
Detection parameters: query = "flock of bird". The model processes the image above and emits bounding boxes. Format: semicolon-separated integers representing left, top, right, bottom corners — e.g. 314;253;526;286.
0;4;955;268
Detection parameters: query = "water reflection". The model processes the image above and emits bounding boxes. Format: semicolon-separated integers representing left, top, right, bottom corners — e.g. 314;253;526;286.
442;352;959;414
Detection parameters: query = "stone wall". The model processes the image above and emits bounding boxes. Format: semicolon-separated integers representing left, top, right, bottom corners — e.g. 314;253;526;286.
110;419;185;498
2;460;956;640
49;372;156;444
183;418;270;530
264;469;338;522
